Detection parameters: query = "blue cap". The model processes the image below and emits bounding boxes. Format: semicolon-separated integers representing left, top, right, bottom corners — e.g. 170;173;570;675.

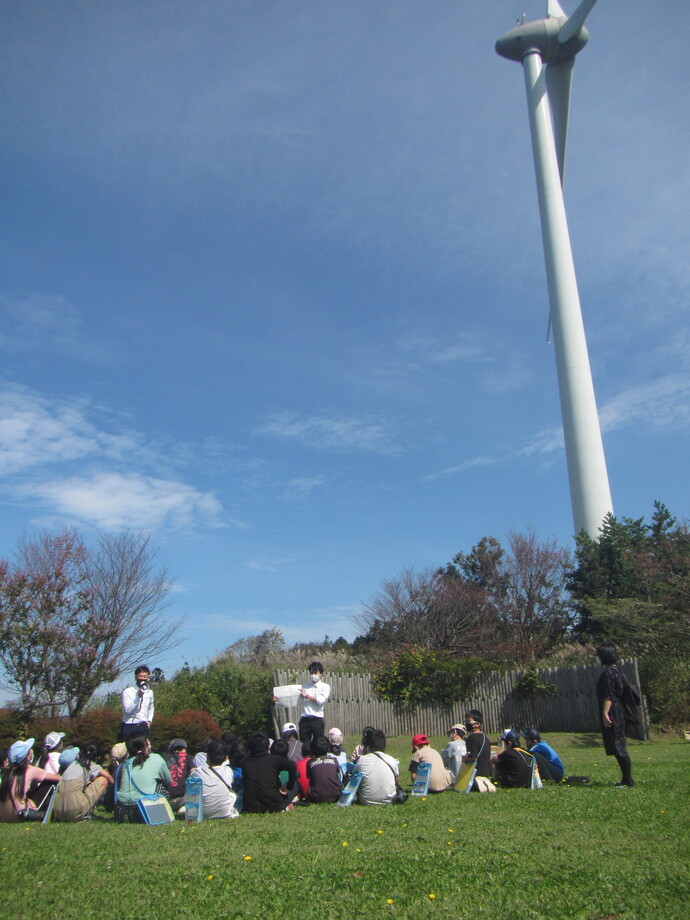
9;738;35;764
523;727;541;742
58;747;80;767
501;729;520;745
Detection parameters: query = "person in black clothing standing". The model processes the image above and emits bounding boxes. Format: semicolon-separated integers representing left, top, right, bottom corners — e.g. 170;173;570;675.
596;643;635;787
462;709;492;790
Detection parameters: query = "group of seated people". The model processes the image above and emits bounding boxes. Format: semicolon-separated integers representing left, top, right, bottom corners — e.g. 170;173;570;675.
0;711;565;823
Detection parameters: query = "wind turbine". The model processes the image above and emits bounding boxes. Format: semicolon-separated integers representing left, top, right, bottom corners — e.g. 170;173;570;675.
496;0;613;538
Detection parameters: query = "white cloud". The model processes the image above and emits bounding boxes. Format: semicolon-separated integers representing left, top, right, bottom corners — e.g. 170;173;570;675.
18;472;224;533
254;411;401;455
0;385;135;476
0;383;228;534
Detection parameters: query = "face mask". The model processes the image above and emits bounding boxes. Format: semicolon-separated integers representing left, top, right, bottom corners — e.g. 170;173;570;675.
311;674;320;684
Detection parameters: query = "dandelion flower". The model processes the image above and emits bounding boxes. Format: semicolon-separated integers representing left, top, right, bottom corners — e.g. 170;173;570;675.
387;899;394;905
448;828;453;833
428;894;436;900
377;829;383;835
342;841;348;847
244;856;253;862
207;875;213;880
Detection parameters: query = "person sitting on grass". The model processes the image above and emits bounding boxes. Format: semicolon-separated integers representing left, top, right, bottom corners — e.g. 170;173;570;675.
242;731;298;813
114;732;172;823
0;738;60;822
356;728;399;806
522;728;564;782
53;742;114;822
409;734;453;792
306;736;342;803
281;723;302;763
441;724;467;782
327;727;348;769
37;731;65;775
462;710;493;791
492;730;534;788
164;738;191;811
351;726;375;763
295;740;312;799
190;739;238;819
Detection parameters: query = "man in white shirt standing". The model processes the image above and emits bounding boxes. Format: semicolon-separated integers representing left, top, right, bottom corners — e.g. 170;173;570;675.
120;664;155;740
298;661;331;745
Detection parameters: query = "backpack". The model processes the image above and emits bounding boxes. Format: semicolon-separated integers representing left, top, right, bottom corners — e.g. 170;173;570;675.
619;669;643;725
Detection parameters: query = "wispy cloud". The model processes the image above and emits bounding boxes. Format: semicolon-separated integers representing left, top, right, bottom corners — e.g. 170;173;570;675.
0;383;227;533
254;411;401;455
281;476;326;501
0;384;136;476
424;373;690;481
18;472;224;532
244;556;300;573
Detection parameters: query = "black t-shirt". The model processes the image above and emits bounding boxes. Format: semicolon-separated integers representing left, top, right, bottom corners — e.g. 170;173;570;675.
465;732;491;778
496;747;533;788
243;754;297;813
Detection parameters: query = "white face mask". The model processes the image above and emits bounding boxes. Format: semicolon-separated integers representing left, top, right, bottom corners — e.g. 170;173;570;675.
311;674;320;684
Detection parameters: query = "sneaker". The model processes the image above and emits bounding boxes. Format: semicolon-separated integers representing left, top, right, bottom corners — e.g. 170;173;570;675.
615;780;635;787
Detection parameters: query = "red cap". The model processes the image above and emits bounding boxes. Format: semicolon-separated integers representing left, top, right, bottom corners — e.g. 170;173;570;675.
411;734;429;749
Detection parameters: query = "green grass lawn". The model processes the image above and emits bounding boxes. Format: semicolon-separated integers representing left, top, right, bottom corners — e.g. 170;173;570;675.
2;735;688;920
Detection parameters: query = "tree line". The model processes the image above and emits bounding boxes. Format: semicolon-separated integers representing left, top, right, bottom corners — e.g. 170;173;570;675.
1;502;688;726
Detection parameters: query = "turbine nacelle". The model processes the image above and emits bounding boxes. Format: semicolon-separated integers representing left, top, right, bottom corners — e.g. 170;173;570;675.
495;18;589;64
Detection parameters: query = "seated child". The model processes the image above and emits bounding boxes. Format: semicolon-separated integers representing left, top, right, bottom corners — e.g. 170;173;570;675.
306;736;342;803
522;728;564;782
190;739;238;819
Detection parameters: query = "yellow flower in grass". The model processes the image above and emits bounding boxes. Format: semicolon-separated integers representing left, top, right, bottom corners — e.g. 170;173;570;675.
377;829;383;835
386;899;394;905
207;875;213;881
244;856;252;862
342;841;348;847
428;894;436;900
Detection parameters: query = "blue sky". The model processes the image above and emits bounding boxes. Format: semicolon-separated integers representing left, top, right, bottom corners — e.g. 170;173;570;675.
1;1;688;683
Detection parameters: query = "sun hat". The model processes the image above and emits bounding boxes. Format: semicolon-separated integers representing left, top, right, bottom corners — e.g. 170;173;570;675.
328;727;344;745
44;731;65;749
449;724;467;737
110;742;127;761
58;747;80;768
411;734;429;749
281;722;298;735
9;738;35;764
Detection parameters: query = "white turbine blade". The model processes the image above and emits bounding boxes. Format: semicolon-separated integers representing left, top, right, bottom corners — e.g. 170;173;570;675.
559;0;598;43
547;0;567;18
545;61;574;184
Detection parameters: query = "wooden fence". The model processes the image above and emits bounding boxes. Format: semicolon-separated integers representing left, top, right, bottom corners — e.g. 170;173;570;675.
272;659;649;740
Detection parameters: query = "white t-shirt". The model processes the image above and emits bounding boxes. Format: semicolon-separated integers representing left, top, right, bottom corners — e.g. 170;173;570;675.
441;739;467;780
190;762;238;819
356;752;399;805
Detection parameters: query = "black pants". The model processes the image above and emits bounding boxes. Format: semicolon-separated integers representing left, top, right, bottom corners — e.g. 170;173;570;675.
120;721;149;741
299;716;324;745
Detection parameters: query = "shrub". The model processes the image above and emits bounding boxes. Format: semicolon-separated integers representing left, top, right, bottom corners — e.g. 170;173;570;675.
372;646;491;708
69;708;121;751
640;656;690;726
151;709;222;753
0;708;23;748
152;660;273;736
511;666;560;701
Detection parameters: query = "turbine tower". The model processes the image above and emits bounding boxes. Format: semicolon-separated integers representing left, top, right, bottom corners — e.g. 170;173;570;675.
496;0;613;537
